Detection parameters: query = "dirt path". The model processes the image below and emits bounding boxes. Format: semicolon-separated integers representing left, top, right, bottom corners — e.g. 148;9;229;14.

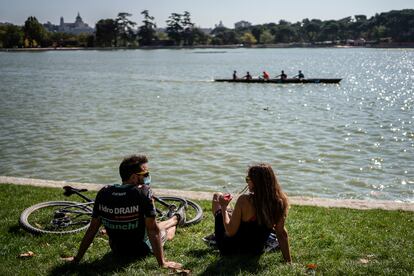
1;176;413;211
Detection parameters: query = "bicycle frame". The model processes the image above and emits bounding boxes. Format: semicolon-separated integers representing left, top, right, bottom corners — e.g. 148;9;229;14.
63;185;185;211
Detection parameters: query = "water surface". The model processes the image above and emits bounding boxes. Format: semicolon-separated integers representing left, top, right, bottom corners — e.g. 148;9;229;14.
0;48;413;202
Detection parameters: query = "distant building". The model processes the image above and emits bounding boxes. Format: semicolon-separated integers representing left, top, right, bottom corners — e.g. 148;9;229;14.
59;13;94;34
199;28;213;35
346;38;366;46
44;12;94;35
43;21;59;32
214;20;225;29
234;20;252;29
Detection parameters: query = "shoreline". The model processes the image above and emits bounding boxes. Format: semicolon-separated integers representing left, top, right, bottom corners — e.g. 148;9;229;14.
1;43;414;52
1;176;413;212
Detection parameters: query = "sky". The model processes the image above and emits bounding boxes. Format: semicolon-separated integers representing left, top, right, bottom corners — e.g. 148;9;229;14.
0;0;413;28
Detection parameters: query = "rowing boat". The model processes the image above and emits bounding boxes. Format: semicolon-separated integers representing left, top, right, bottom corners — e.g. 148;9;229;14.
214;78;342;84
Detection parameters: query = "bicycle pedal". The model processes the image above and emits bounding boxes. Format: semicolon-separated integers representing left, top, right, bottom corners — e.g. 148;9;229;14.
166;209;175;218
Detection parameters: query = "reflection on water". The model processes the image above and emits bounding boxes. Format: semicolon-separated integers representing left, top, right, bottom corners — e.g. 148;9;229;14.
0;48;413;202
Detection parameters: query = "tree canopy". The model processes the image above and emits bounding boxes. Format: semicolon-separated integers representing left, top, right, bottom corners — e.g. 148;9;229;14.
115;12;137;47
138;10;157;46
95;19;117;47
23;16;46;47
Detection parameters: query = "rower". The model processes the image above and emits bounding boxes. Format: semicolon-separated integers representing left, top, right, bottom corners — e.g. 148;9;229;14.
275;70;287;80
243;72;252;80
262;71;270;80
233;70;238;80
294;70;305;80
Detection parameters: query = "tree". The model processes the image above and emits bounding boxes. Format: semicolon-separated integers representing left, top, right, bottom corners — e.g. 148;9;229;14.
191;27;209;45
1;24;24;48
372;25;387;40
211;27;239;45
251;25;264;43
0;26;4;47
354;15;367;22
381;9;414;42
348;20;365;39
182;11;195;45
274;25;296;43
95;19;117;47
166;13;183;45
163;11;208;46
279;19;291;26
241;32;257;45
23;16;46;47
47;32;69;47
138;10;157;46
319;21;339;41
259;30;274;44
156;31;169;41
302;19;321;42
77;33;94;47
116;12;137;47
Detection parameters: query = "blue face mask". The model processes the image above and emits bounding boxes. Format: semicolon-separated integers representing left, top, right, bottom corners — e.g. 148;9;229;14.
143;175;151;185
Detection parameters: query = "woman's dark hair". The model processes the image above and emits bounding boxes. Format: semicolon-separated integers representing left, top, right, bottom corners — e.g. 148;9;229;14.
248;163;289;228
119;155;148;182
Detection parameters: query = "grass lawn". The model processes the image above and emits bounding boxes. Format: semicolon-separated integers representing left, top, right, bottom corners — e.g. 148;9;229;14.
0;183;413;275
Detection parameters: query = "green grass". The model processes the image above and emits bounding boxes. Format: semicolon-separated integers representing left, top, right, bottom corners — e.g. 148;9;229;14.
0;184;413;275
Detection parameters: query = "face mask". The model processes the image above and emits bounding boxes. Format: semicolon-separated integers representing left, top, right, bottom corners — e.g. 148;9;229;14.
143;175;151;185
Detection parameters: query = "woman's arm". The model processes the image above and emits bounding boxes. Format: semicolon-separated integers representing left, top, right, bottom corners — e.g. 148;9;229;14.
274;217;292;263
220;195;245;237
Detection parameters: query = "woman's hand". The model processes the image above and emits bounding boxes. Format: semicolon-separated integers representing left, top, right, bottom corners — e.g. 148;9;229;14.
219;193;233;208
212;192;223;203
162;261;182;269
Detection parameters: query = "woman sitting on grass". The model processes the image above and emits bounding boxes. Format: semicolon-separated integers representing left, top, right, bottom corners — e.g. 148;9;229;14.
212;163;291;262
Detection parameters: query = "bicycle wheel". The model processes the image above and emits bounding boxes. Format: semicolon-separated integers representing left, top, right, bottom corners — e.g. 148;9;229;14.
156;196;203;226
19;201;93;234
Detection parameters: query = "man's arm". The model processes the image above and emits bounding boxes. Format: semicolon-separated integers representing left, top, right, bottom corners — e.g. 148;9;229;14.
145;217;182;269
69;217;101;263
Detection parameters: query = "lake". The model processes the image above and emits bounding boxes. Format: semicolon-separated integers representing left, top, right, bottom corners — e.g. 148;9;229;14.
0;48;413;202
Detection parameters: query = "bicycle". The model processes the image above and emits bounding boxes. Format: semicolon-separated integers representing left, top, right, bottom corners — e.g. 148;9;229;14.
19;185;203;235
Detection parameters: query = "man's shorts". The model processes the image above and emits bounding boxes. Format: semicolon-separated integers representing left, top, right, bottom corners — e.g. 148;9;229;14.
109;229;167;257
144;229;168;252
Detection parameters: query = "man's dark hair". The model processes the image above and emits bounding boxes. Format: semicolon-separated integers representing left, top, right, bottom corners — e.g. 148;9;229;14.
119;155;148;182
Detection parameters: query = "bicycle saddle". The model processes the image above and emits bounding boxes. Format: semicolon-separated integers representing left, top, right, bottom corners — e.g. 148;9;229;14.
63;186;88;196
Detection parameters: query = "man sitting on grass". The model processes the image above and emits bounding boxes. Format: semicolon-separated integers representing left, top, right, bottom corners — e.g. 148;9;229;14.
65;154;185;269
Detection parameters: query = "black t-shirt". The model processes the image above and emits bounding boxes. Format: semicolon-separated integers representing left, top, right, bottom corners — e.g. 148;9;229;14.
92;184;157;250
